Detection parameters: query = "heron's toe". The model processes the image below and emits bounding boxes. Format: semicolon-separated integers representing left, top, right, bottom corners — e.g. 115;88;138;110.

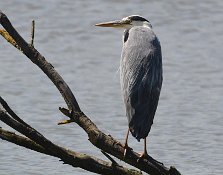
124;148;128;158
137;151;149;162
123;144;132;158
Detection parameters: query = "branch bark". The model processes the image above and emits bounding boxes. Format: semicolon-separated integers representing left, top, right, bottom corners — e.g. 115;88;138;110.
0;10;181;175
0;98;141;175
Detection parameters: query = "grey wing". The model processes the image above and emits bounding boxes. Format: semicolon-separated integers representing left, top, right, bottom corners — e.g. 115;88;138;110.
121;33;162;141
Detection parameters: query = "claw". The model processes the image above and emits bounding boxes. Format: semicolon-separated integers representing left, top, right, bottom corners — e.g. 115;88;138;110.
123;128;130;158
124;145;128;158
123;143;131;158
137;138;149;162
137;151;149;162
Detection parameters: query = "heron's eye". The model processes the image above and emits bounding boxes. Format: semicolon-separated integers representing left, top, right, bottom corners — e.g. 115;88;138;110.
122;17;132;25
125;19;132;24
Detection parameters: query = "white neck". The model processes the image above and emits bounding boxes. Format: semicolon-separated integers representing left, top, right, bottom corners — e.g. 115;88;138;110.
133;21;151;27
124;21;152;30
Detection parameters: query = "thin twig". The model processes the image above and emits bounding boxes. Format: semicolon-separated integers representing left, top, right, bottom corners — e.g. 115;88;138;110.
30;20;35;46
101;150;118;165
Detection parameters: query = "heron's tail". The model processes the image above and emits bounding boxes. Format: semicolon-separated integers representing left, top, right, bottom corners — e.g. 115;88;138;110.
129;112;153;142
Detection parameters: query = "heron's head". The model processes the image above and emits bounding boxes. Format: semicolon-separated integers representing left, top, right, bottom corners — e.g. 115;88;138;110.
95;15;152;29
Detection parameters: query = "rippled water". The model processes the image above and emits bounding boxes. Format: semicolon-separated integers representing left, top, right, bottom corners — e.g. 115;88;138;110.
0;1;222;175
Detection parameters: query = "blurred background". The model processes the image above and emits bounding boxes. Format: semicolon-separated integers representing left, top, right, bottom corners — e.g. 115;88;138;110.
0;0;223;174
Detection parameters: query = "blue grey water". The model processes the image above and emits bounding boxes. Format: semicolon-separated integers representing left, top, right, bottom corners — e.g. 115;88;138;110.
0;0;222;174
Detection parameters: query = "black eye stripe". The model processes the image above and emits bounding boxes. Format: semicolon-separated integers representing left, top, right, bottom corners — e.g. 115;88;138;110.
129;16;149;22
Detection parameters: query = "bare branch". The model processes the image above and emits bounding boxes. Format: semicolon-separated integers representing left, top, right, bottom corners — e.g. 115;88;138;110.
0;29;22;51
0;102;141;175
0;10;80;113
0;128;50;156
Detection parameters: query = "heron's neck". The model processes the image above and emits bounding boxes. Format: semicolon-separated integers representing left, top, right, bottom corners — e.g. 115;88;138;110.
142;21;152;28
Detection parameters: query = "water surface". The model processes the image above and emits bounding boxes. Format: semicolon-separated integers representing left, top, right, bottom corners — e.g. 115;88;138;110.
0;1;222;174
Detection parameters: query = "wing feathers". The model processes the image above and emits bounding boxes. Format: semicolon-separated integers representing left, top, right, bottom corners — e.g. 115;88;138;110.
121;27;162;141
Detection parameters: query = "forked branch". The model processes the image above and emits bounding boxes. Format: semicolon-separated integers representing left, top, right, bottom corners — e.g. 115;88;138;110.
0;97;141;175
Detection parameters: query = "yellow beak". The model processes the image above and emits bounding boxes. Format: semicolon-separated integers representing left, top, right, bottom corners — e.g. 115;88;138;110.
95;20;131;28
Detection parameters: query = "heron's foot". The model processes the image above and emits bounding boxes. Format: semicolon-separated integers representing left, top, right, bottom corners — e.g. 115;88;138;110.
123;143;128;158
123;144;132;158
137;151;149;162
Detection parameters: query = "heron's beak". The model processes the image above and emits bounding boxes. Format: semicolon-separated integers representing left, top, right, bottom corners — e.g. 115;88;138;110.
95;19;131;28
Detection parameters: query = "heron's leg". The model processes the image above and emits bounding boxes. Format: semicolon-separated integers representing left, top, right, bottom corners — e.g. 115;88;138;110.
142;138;148;157
137;138;149;162
124;128;130;147
123;128;130;157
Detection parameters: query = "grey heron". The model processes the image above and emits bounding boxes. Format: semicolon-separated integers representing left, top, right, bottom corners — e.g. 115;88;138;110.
95;15;162;159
